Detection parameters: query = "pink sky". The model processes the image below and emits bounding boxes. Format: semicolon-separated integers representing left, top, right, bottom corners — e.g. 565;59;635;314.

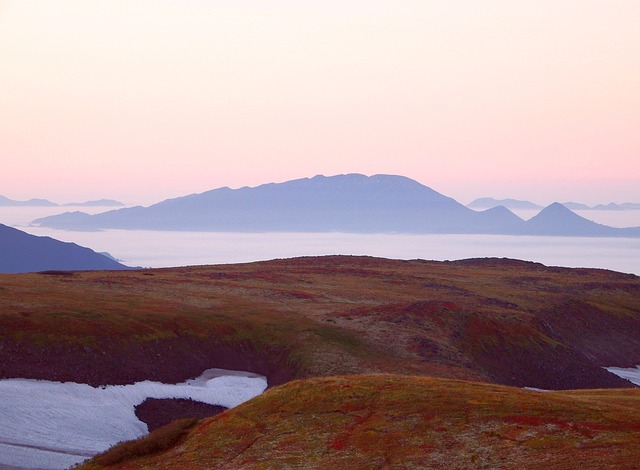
1;1;639;206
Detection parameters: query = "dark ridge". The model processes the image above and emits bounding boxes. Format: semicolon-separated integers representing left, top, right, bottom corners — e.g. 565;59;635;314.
0;223;131;273
36;270;75;276
0;336;298;389
135;398;227;432
450;257;546;269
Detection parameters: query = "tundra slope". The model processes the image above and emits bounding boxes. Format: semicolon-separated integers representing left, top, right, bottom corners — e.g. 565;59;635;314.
79;374;640;470
1;256;639;390
3;256;640;468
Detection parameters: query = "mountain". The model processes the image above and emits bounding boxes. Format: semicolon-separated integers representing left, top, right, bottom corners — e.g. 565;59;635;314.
473;199;640;212
0;223;131;273
561;201;592;210
563;202;640;211
592;202;640;211
467;197;543;210
0;195;57;207
33;174;520;233
0;195;124;207
63;199;125;207
32;174;640;237
523;202;640;237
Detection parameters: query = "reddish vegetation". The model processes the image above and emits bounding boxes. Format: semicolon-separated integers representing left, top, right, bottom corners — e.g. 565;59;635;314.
2;257;639;389
1;255;640;459
79;375;640;470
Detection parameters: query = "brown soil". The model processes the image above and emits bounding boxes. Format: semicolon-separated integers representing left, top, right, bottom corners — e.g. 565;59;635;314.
134;398;227;432
0;335;292;437
0;336;295;387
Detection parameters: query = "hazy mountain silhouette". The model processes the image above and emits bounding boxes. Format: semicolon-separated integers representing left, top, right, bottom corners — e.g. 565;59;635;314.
467;197;543;210
471;198;640;212
0;195;57;207
0;195;124;207
561;202;640;211
561;202;592;211
522;203;640;237
0;223;131;273
591;202;640;211
63;199;125;207
31;174;640;237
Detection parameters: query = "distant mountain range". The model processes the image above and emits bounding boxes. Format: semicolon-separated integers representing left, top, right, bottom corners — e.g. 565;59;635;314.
558;201;640;211
467;197;544;210
0;223;131;273
468;197;640;211
0;195;124;207
31;174;640;237
62;199;125;207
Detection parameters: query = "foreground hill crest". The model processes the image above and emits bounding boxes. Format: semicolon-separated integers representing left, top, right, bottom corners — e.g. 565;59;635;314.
80;374;640;469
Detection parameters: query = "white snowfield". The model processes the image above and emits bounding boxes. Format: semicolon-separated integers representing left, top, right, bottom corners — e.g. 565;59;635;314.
605;365;640;386
0;368;267;470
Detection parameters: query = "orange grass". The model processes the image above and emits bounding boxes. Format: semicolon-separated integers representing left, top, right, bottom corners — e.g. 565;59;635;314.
79;374;640;470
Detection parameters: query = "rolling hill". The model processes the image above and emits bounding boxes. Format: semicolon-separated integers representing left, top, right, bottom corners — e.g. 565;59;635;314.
2;256;640;467
0;223;131;273
2;256;639;389
79;374;640;470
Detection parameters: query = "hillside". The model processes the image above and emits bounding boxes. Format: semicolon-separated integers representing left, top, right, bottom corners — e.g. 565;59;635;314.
2;256;639;389
0;223;131;273
3;255;640;468
79;374;640;470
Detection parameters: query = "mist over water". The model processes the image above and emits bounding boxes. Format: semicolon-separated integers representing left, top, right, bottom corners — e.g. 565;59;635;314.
11;228;639;276
3;207;639;275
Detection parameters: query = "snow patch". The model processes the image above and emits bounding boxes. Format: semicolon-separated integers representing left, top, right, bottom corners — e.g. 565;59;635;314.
605;365;640;386
0;368;267;469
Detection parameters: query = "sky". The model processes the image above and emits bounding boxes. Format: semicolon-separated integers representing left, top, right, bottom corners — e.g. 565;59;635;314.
1;1;639;206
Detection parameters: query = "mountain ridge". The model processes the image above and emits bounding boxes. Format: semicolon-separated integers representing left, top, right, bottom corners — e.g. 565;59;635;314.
31;174;640;237
469;197;640;212
0;223;131;273
0;194;124;207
